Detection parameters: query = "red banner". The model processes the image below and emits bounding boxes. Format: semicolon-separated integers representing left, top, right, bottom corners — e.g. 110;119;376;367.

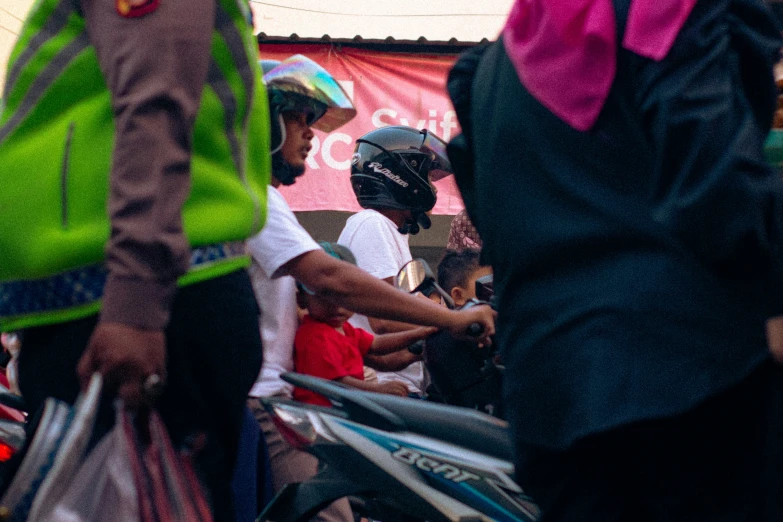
258;44;464;215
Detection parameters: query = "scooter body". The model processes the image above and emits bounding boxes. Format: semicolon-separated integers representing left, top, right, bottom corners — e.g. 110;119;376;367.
259;373;539;522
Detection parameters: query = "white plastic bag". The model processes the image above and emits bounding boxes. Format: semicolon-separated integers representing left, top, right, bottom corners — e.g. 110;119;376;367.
27;375;103;520
45;405;139;522
21;373;213;522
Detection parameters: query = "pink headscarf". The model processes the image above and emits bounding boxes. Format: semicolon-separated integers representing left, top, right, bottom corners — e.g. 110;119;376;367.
503;0;698;131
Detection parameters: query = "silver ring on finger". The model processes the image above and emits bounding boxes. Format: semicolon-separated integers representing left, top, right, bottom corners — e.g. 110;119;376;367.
143;373;164;398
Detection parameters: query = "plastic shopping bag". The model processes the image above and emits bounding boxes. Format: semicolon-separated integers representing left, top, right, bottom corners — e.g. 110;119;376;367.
45;405;139;522
43;406;215;522
124;409;214;522
22;372;214;522
0;398;73;522
1;375;101;522
27;374;103;521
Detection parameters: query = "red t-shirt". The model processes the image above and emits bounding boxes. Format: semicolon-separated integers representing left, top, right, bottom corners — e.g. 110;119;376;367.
293;315;375;406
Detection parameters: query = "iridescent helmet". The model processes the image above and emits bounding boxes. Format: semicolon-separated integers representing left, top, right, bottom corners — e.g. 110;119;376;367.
350;126;453;234
259;59;281;75
262;54;356;155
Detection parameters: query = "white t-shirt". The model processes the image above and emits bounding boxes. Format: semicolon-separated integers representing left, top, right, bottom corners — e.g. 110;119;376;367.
247;186;320;398
337;209;426;394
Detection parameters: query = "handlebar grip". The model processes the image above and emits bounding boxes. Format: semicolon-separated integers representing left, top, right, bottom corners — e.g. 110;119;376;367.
466;323;485;337
408;340;425;355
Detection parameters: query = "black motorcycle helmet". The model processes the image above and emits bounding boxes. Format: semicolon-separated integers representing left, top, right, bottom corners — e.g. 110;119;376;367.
350;126;453;234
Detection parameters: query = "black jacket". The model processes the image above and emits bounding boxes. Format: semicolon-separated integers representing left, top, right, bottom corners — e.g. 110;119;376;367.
451;0;783;448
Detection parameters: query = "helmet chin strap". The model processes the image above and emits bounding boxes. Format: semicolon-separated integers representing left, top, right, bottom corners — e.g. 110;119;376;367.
270;113;286;154
397;220;418;235
397;212;431;235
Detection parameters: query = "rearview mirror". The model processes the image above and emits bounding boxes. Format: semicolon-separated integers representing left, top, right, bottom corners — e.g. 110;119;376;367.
396;259;455;309
396;259;432;294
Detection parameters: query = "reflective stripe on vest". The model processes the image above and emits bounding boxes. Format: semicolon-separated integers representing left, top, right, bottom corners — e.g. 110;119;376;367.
3;0;74;98
210;1;264;232
1;2;255;155
0;2;87;144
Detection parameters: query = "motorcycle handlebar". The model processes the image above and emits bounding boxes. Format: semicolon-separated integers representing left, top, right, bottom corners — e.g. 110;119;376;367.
466;323;485;338
408;340;425;355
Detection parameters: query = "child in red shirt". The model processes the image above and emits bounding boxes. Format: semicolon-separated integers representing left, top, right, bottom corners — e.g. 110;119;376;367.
293;243;435;406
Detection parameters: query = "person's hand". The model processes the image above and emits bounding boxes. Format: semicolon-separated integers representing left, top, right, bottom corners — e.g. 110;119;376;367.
414;326;439;338
77;322;167;409
445;305;496;347
376;381;410;397
766;316;783;364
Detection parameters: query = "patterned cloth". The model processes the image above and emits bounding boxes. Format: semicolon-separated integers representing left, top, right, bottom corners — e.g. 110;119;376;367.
447;209;482;250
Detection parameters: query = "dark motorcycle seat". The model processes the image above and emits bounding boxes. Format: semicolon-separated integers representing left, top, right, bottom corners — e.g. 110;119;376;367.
366;393;513;461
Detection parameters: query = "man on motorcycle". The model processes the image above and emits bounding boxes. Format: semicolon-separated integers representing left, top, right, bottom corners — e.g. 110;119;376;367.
246;55;494;522
338;126;454;396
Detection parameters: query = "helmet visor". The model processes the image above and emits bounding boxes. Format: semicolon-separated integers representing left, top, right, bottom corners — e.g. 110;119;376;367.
420;130;453;181
264;55;356;132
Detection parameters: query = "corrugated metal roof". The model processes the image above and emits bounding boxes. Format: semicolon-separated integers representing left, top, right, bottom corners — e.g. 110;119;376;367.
250;0;514;44
256;32;490;47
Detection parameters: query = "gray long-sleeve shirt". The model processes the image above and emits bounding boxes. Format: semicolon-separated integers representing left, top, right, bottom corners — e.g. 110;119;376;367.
81;0;216;329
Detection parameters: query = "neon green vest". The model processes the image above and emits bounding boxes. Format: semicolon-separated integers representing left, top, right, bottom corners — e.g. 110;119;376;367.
0;0;270;331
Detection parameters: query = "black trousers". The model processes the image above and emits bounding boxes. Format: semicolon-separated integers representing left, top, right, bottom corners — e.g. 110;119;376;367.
17;269;263;522
515;360;783;522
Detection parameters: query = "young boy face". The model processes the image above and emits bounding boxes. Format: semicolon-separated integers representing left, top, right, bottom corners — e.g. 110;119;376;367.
304;293;354;328
451;265;493;307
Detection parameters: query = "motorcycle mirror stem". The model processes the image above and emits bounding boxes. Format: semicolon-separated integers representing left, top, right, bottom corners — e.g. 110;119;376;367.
431;284;456;310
